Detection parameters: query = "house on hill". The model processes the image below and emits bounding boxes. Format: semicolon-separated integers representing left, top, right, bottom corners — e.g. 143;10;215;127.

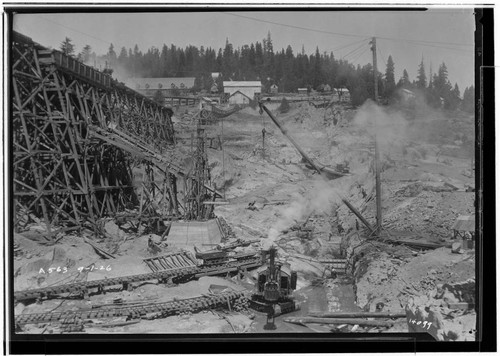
223;81;262;102
125;77;195;98
400;88;415;102
270;84;279;94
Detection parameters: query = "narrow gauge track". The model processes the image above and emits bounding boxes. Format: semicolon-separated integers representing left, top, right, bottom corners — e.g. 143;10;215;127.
14;257;262;302
15;290;247;326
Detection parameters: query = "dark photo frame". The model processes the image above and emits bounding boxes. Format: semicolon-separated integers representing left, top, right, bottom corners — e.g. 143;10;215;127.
3;4;495;355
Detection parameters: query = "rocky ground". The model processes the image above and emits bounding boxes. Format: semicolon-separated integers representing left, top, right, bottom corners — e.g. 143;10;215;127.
13;99;476;338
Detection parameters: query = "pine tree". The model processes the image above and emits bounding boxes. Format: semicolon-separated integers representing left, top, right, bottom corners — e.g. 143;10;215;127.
384;55;396;98
107;43;117;69
313;46;322;89
453;83;460;98
428;62;433;89
263;31;273;55
79;44;92;63
60;37;75;57
416;57;427;89
397;69;410;88
462;85;475;113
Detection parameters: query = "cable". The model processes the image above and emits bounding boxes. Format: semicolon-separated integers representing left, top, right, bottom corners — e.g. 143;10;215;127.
324;38;370;54
350;47;370;65
341;42;367;61
342;44;367;63
377;46;388;68
224;12;367;39
379;38;472;53
34;15;113;46
223;12;474;49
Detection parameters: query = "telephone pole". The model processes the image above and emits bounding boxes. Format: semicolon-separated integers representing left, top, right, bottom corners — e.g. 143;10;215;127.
370;37;382;235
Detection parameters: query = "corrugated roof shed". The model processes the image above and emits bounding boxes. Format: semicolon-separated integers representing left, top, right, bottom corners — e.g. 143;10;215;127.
126;77;196;90
452;215;475;232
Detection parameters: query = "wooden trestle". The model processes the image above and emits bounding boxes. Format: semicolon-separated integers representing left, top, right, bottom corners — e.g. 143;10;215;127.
12;31;217;239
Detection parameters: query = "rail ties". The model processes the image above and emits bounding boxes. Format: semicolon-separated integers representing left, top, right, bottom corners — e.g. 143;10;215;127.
14;259;259;302
15;291;248;326
143;251;198;272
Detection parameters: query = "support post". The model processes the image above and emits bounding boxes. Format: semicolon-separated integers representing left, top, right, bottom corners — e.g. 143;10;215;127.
371;37;382;235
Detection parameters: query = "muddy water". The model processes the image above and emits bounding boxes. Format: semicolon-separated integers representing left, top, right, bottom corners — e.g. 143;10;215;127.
249;277;360;333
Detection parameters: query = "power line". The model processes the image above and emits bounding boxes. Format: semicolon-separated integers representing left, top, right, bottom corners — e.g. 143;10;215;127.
378;37;472;53
341;42;367;61
351;47;370;65
377;45;388;67
378;36;473;48
35;15;114;46
324;38;370;53
224;12;367;39
223;12;474;49
343;46;367;63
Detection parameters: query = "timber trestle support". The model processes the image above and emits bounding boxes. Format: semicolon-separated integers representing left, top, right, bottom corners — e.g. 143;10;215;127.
12;31;219;238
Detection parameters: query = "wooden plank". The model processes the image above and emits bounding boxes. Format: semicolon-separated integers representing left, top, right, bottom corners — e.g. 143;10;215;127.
284;317;395;327
83;237;116;259
308;311;406;318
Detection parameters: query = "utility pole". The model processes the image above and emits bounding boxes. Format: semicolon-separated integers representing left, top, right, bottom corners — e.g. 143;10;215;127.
371;37;382;235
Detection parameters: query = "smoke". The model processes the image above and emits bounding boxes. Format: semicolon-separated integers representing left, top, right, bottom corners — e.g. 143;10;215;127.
351;99;409;151
265;178;343;247
109;63;134;84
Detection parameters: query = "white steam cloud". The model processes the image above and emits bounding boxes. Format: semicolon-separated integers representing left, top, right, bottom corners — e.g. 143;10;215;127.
351;100;410;152
265;178;343;248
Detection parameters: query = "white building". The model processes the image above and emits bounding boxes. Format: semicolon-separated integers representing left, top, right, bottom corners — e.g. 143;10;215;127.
223;81;262;104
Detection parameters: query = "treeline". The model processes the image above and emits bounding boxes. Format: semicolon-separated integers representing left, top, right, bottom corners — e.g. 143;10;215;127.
60;33;474;112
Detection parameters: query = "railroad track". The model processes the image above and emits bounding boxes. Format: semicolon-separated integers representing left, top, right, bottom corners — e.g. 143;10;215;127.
14;257;262;302
15;290;247;327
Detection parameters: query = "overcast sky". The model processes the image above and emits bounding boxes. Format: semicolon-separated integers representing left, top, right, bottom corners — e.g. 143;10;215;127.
13;9;475;92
